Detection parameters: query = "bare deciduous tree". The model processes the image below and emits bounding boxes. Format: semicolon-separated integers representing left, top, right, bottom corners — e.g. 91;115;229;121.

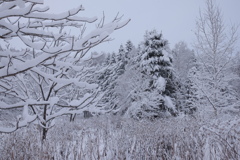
194;0;238;113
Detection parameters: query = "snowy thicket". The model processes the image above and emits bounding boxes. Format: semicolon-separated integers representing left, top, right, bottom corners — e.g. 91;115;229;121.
1;115;240;159
89;33;177;119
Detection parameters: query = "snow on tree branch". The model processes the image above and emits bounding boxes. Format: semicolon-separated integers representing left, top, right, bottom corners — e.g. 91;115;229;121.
0;0;130;79
0;0;130;138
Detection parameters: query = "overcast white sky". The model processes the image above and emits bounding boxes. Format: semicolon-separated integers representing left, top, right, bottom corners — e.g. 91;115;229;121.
45;0;240;53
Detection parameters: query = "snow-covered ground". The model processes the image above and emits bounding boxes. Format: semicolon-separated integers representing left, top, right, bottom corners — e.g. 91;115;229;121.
1;113;240;160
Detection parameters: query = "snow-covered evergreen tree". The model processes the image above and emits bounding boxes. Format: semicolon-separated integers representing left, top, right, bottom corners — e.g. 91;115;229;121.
97;50;127;111
110;52;117;64
117;45;126;62
172;41;196;80
183;67;199;114
172;41;197;114
125;40;134;52
139;30;176;118
104;53;111;66
125;40;134;63
141;30;175;94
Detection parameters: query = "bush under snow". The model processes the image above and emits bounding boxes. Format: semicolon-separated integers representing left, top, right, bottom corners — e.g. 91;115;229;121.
1;114;240;160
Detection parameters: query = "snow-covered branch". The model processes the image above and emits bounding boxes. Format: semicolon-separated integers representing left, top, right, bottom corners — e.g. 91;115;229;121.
0;0;130;79
0;0;129;139
0;100;51;109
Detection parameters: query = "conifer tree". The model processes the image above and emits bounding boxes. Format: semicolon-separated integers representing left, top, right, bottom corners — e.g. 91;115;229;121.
183;67;199;114
172;41;197;114
125;40;134;62
140;30;176;118
97;50;127;111
125;40;134;52
117;45;126;62
110;52;117;64
141;30;175;95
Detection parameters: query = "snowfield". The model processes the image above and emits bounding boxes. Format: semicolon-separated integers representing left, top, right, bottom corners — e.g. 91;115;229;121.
1;113;240;160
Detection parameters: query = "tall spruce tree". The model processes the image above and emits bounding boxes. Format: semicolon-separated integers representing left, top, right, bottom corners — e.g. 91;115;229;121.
125;40;134;63
141;30;175;95
183;67;199;114
140;30;176;118
126;40;134;52
117;45;126;61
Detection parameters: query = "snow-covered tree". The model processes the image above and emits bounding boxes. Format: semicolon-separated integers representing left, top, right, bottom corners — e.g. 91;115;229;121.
172;41;196;80
0;0;130;79
104;53;111;66
141;30;175;95
124;40;134;63
182;67;200;114
172;41;197;114
94;42;139;116
140;30;176;118
115;64;155;119
110;52;117;64
194;0;238;113
230;52;240;102
0;33;110;139
96;50;128;113
125;40;134;52
0;0;130;137
117;44;126;62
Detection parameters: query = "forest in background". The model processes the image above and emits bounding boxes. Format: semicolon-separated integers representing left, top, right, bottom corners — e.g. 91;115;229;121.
0;0;240;159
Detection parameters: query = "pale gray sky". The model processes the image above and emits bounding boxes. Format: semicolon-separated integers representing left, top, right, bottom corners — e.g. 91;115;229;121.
45;0;240;53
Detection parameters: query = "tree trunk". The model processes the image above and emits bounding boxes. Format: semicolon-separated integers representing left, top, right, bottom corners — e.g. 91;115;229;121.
42;127;48;141
42;104;48;141
70;114;76;122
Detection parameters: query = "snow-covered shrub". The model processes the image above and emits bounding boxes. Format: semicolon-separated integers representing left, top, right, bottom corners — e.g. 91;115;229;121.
1;115;240;159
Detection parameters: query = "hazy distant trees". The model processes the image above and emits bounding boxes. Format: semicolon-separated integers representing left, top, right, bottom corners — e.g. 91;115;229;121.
172;41;197;114
172;41;196;80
